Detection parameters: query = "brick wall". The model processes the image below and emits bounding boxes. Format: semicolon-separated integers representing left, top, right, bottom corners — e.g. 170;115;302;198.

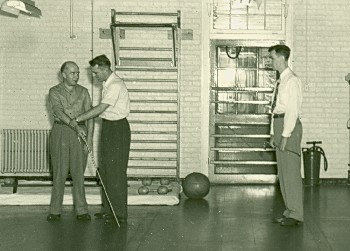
0;0;93;130
0;0;202;178
293;0;350;178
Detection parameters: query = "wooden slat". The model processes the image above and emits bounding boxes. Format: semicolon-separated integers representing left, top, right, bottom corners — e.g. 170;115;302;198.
211;160;277;165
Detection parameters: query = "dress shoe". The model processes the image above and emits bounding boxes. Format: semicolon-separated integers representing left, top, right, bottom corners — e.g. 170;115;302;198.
272;215;286;223
47;214;61;221
77;213;91;221
94;212;112;219
280;217;302;226
104;216;127;225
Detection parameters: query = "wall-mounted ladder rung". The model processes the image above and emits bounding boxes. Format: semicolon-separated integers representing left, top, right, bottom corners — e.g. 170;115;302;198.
211;87;273;92
211;160;277;165
128;166;177;170
129;89;177;93
129;157;177;161
131;110;177;114
131;149;177;152
132;140;177;143
120;57;174;62
131;100;177;104
212;101;271;105
113;11;179;16
128;120;177;124
120;47;174;52
116;66;177;72
132;131;177;135
111;23;176;28
212;134;271;138
211;148;275;152
123;78;177;82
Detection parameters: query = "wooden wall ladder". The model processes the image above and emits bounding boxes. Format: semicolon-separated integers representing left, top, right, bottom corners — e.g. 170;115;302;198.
110;10;181;179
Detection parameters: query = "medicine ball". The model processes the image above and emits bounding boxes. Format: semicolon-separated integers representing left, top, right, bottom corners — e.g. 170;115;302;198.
182;172;210;199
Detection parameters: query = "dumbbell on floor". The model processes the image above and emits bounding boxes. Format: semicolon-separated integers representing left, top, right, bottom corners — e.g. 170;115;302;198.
141;177;171;186
160;178;170;185
142;178;153;186
138;185;172;195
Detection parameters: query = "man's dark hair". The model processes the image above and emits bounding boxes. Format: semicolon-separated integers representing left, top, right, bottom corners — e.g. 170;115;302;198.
89;54;111;68
268;45;291;61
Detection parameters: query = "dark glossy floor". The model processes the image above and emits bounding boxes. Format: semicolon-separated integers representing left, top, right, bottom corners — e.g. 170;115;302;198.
0;184;350;251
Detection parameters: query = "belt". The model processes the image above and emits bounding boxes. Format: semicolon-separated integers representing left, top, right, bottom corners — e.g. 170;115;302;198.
273;113;285;119
102;118;127;123
54;121;85;126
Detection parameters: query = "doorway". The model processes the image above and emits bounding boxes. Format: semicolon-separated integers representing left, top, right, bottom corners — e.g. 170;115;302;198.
209;40;281;183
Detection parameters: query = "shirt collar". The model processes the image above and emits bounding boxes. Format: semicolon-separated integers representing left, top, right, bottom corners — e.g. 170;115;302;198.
59;82;76;94
279;67;292;82
103;72;118;88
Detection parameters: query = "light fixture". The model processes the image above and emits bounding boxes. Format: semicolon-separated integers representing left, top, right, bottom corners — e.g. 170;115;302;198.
0;0;42;18
0;1;20;16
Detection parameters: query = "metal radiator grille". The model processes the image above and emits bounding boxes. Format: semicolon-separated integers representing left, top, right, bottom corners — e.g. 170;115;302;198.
1;129;51;175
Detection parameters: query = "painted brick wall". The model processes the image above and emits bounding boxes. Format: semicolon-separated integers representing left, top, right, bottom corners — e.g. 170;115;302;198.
0;0;93;130
293;0;350;178
0;0;202;178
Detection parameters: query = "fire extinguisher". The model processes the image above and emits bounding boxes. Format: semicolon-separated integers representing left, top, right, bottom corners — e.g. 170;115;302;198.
302;141;328;186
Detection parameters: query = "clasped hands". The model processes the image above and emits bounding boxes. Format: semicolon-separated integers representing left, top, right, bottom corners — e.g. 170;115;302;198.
68;118;86;138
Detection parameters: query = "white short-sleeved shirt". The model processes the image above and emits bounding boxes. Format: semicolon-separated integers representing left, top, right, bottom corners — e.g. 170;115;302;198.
100;73;130;120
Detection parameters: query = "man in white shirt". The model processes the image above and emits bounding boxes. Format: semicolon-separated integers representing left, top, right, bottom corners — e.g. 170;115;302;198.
268;45;303;227
75;55;131;224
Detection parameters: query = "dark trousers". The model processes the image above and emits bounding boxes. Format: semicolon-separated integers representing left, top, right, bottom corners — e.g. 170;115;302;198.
100;118;131;218
274;118;303;221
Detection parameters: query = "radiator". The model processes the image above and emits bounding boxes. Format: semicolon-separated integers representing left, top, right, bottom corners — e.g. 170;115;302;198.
1;129;51;175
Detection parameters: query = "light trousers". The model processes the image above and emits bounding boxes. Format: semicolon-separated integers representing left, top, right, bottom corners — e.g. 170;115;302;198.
274;118;304;221
49;124;88;215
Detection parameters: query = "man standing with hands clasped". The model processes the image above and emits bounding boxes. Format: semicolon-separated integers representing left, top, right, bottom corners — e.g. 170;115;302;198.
268;45;304;227
74;55;131;224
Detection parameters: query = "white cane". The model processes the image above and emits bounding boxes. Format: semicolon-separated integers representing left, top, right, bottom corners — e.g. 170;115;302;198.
80;135;120;227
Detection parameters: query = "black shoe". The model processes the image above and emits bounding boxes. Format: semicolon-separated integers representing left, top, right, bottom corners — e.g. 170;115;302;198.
47;214;61;221
104;218;118;225
280;217;302;227
104;216;127;225
77;213;91;221
272;215;286;223
94;212;112;219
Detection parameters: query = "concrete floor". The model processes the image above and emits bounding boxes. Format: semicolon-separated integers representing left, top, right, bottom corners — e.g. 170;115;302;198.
0;184;349;251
